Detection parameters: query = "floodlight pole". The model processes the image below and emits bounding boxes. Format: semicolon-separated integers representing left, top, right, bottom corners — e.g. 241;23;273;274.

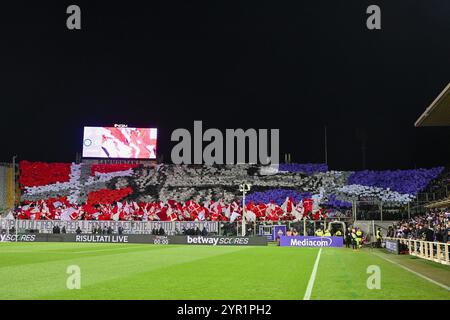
239;183;251;237
380;202;383;222
407;202;410;220
324;125;328;165
12;155;17;209
12;155;17;242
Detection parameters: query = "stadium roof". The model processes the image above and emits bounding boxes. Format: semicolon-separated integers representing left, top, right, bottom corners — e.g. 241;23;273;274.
415;83;450;127
424;196;450;209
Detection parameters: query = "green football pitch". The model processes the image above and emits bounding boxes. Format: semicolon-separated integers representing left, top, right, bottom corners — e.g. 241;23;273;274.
0;242;449;300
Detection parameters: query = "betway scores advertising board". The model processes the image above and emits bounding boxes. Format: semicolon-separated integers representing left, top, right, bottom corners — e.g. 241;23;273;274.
185;236;267;246
0;234;267;246
73;235;267;246
0;234;39;242
280;236;343;247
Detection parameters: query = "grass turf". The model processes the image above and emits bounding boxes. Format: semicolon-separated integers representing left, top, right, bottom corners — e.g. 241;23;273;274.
0;242;449;300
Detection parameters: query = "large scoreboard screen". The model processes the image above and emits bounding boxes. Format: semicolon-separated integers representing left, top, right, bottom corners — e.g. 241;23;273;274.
82;126;157;159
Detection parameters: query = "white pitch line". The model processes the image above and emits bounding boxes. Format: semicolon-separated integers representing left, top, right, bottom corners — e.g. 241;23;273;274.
303;248;322;300
71;247;137;254
373;253;450;291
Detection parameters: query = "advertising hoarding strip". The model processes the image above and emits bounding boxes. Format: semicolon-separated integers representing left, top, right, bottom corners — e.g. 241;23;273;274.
0;233;268;246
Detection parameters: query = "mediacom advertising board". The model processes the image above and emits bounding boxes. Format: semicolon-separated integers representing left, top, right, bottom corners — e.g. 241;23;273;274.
279;236;344;247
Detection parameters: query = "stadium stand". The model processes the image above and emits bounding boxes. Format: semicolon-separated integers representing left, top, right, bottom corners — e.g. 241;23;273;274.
10;161;446;222
419;168;450;202
387;208;450;243
0;163;15;213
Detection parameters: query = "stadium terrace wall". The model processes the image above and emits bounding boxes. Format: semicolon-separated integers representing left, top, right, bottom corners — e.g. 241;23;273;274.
0;233;268;246
0;219;219;235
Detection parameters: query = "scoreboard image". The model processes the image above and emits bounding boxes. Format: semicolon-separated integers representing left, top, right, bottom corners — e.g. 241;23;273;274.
82;126;157;159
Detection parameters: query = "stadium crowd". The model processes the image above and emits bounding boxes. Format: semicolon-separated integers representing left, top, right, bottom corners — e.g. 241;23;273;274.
9;197;328;222
421;169;450;200
17;161;445;212
387;208;450;243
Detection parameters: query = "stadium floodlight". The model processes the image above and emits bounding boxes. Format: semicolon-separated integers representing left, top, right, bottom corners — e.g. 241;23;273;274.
12;155;17;242
239;183;251;236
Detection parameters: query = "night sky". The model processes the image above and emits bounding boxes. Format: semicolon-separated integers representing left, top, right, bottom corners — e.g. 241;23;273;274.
1;1;449;170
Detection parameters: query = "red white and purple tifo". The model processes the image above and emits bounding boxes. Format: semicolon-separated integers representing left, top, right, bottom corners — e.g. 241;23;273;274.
14;198;326;222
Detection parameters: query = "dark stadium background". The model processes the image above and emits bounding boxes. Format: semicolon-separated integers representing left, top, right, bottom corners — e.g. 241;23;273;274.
0;1;449;170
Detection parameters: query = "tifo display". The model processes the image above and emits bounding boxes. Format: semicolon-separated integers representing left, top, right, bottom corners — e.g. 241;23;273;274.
10;161;444;222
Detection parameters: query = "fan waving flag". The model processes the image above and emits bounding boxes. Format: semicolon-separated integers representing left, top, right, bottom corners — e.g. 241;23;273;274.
281;197;293;213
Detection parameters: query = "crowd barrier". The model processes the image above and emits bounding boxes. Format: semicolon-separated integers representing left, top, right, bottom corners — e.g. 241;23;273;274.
0;233;268;246
385;237;450;266
0;218;347;237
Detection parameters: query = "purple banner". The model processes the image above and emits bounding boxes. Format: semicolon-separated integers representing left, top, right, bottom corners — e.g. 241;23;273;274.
272;225;286;241
280;236;344;247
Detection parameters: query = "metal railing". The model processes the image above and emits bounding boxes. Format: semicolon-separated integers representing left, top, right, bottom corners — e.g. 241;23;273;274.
0;218;219;236
385;237;450;266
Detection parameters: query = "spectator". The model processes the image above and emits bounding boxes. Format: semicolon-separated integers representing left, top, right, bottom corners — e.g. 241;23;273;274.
389;208;449;243
387;226;394;238
445;221;450;243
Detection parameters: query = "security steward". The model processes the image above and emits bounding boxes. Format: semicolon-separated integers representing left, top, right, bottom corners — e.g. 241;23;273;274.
345;228;352;248
323;229;331;236
315;228;324;237
334;229;342;237
351;228;358;250
376;228;382;248
355;228;363;249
